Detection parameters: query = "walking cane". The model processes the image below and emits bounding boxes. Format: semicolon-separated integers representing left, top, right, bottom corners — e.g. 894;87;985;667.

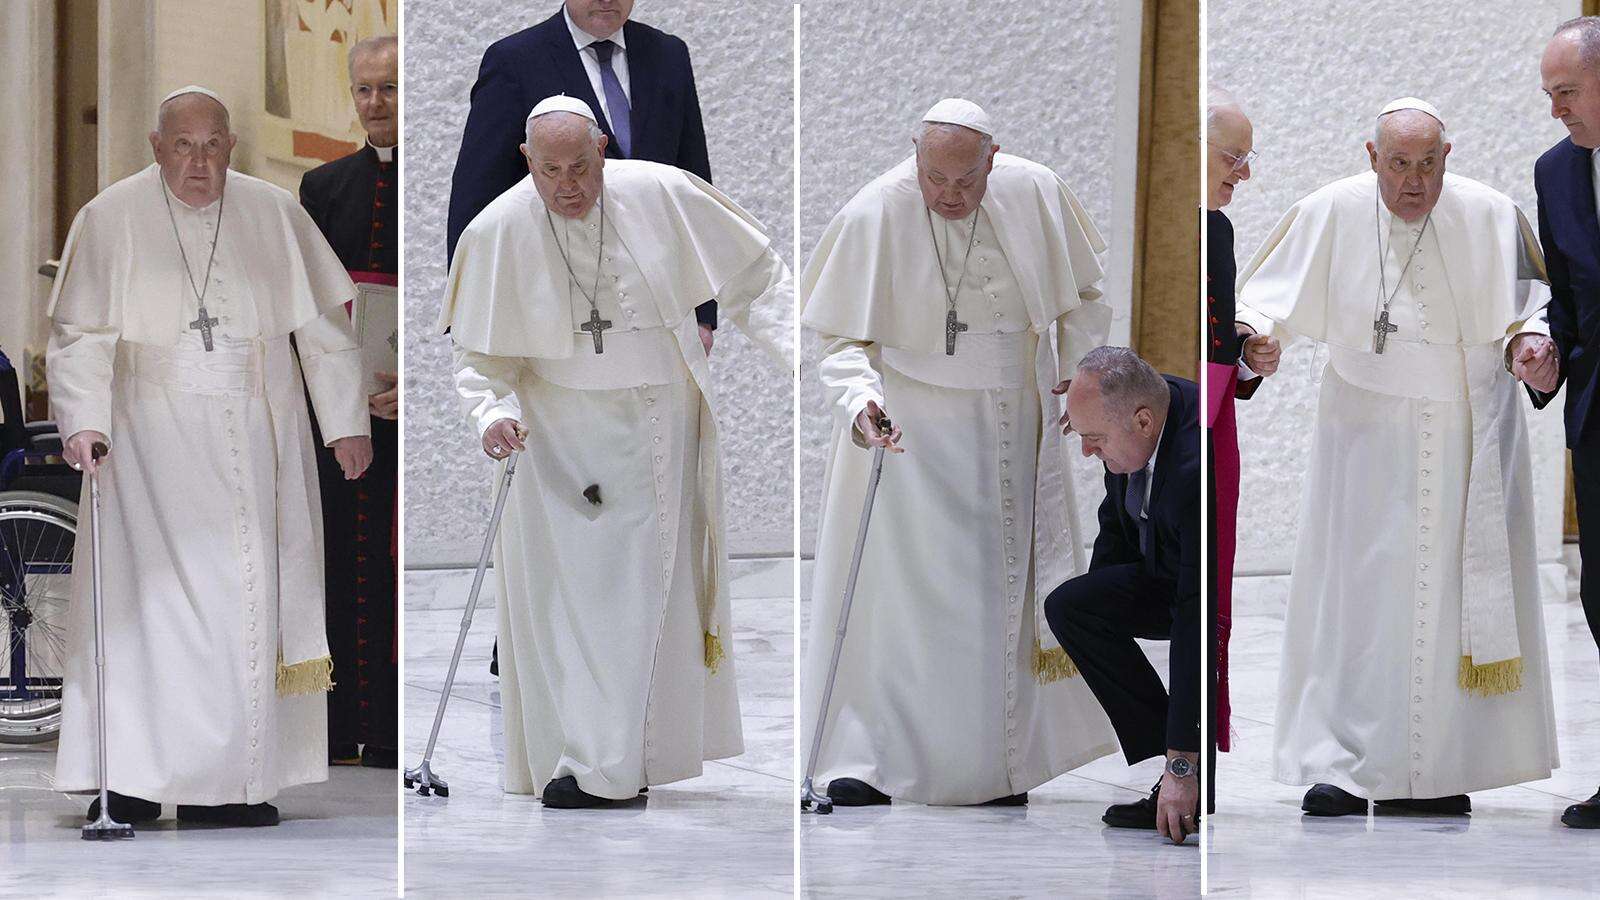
405;448;521;798
800;418;891;815
82;442;132;840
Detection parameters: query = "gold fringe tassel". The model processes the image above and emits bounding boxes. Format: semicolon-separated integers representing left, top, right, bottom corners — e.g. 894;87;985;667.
276;653;335;697
1032;638;1080;684
703;630;726;674
1457;655;1523;697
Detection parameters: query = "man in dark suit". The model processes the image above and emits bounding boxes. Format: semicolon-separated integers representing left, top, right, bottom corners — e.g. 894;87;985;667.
1043;347;1200;845
446;1;717;347
299;35;400;768
1518;17;1600;829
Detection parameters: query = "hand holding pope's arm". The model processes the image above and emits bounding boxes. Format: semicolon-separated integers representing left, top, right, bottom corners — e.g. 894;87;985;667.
1509;333;1559;394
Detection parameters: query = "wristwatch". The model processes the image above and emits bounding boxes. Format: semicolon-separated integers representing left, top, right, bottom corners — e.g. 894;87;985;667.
1166;756;1196;779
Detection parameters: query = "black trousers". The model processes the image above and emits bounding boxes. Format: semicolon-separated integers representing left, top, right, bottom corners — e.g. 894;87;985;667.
1044;561;1212;812
1571;433;1600;657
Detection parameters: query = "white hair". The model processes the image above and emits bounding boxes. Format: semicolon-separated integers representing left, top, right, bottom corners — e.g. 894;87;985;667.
154;93;231;136
525;111;605;147
1373;108;1446;149
347;34;398;80
1207;86;1244;131
913;121;993;157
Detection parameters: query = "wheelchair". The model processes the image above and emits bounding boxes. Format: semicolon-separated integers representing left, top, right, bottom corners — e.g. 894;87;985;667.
0;346;80;744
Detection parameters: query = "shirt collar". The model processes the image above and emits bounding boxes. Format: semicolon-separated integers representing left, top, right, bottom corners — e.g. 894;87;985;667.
369;142;395;162
564;5;626;51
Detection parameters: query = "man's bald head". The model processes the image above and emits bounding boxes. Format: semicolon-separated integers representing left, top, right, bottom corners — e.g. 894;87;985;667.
149;91;236;207
913;122;999;220
522;111;608;219
1206;86;1252;209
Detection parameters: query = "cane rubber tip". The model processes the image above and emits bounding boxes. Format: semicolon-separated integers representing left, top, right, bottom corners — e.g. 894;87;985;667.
435;786;449;797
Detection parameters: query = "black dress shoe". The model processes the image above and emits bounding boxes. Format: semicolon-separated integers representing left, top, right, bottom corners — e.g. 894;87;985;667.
541;775;619;809
329;742;362;766
1561;789;1600;828
1104;783;1159;829
1302;783;1368;817
1376;794;1470;816
826;778;891;806
176;803;280;827
86;792;161;823
982;792;1028;806
360;745;398;769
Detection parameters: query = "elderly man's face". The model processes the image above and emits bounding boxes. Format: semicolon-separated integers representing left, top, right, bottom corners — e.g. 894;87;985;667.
914;126;998;220
1366;112;1449;223
566;0;632;39
148;95;236;207
1207;105;1252;210
1065;373;1162;475
351;45;399;148
523;114;608;219
1542;32;1600;149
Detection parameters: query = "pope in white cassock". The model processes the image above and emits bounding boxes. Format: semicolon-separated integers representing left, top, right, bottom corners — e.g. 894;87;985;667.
438;96;791;809
800;99;1119;807
48;87;373;828
1236;98;1559;817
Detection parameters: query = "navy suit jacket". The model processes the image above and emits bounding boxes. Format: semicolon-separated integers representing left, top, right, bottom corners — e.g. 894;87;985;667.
445;9;716;325
1090;375;1202;750
1532;137;1600;445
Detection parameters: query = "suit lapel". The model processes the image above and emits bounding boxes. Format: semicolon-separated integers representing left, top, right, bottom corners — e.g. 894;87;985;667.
541;15;621;157
622;21;654;158
1568;140;1600;263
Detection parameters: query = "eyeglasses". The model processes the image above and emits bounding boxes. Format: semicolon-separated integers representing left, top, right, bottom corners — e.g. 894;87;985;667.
1207;142;1258;174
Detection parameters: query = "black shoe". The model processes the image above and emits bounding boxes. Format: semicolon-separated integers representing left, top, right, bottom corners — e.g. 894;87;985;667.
826;778;891;807
541;775;619;809
1104;783;1159;829
86;792;161;824
360;745;398;769
176;803;280;827
1376;794;1470;816
982;792;1028;806
1561;789;1600;828
1302;783;1368;817
329;742;362;766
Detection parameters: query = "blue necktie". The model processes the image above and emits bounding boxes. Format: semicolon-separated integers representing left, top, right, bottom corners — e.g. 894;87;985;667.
1125;468;1151;557
591;40;632;158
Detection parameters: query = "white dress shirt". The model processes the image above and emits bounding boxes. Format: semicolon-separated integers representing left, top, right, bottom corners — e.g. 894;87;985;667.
563;5;632;128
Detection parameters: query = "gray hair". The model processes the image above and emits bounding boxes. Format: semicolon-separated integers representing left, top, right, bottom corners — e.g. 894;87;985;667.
1373;108;1446;149
347;35;398;80
914;121;994;158
525;111;605;147
154;93;231;135
1556;16;1600;70
1076;346;1169;420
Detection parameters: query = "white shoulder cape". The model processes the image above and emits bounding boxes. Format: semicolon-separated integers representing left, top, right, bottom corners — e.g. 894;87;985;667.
800;154;1106;352
47;164;355;341
1237;171;1547;349
438;160;775;358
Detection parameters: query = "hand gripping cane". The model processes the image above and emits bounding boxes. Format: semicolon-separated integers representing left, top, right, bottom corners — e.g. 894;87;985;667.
800;418;891;815
405;449;521;798
82;442;132;840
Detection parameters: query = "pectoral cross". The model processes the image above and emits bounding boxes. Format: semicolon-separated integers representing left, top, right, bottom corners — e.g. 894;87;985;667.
581;307;613;354
1373;308;1398;355
944;308;968;356
189;305;219;352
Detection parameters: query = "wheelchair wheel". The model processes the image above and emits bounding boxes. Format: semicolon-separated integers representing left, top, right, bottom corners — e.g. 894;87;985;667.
0;490;77;743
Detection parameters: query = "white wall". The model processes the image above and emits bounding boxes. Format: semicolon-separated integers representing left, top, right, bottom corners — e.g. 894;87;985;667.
402;1;796;565
1210;0;1576;583
0;6;56;392
796;0;1137;553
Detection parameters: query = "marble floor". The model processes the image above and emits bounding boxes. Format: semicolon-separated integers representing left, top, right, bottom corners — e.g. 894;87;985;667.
1209;571;1600;897
402;559;794;898
796;572;1201;899
0;753;399;897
